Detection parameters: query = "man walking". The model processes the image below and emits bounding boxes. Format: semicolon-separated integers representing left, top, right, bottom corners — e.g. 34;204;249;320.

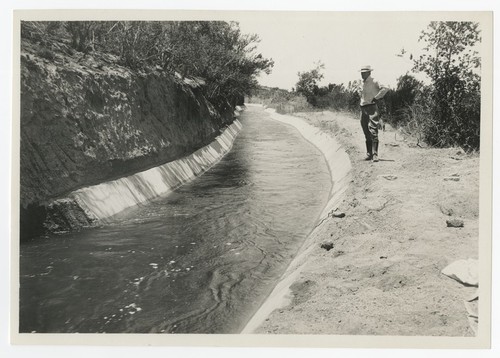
359;65;389;162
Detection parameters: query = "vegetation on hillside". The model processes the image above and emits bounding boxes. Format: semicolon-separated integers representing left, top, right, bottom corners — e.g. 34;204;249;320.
21;21;274;112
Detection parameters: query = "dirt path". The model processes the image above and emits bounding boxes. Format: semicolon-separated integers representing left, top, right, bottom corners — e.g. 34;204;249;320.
254;110;479;336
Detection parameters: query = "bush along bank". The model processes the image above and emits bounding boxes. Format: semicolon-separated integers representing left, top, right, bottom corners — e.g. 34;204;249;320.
20;21;273;239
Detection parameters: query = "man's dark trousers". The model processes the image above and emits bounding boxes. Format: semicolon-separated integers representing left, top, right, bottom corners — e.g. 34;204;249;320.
360;103;380;157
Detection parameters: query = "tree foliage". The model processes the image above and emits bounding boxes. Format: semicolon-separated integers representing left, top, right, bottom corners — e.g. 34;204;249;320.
413;21;481;150
413;21;480;83
163;22;274;107
383;74;424;120
295;62;325;105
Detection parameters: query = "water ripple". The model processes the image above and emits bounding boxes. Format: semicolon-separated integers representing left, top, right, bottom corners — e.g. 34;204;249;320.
20;106;331;333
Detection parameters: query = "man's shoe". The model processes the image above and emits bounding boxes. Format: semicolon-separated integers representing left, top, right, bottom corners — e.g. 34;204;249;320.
372;154;379;162
364;153;373;161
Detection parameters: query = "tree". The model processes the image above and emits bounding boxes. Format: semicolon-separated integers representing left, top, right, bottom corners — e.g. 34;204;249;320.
295;62;325;105
164;21;274;108
413;22;480;83
382;74;424;121
412;21;481;150
394;74;423;106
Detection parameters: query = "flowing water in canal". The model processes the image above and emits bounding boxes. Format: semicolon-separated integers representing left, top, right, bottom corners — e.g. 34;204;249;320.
19;106;331;333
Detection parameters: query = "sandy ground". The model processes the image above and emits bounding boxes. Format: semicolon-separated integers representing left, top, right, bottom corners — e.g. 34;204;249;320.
254;110;479;336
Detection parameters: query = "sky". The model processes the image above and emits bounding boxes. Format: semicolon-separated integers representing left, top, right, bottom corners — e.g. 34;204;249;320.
236;12;479;90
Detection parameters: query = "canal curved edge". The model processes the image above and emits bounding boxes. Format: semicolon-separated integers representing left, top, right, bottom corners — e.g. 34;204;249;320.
45;109;244;231
241;104;353;333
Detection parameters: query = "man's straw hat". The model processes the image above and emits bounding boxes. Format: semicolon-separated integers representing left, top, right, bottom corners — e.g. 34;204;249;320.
360;65;374;73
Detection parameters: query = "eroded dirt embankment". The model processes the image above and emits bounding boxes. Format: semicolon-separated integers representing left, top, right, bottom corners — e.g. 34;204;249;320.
245;109;479;337
21;38;238;237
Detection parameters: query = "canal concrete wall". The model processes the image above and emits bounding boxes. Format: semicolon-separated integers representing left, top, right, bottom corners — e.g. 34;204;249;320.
45;119;242;231
20;37;242;238
242;105;352;333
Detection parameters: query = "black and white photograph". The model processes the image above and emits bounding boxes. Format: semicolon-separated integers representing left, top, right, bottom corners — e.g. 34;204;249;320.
8;7;494;351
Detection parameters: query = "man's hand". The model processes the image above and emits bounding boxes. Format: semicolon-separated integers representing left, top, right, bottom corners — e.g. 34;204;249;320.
378;118;385;131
